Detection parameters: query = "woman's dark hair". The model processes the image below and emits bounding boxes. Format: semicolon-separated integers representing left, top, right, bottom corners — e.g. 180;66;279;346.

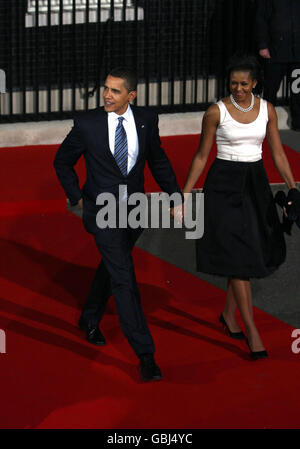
108;67;138;92
226;54;264;95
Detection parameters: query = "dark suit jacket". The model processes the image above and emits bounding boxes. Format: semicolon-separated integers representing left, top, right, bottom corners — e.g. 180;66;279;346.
54;105;182;233
255;0;300;62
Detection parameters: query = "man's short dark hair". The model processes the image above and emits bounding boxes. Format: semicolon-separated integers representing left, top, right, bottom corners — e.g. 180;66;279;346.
107;67;138;92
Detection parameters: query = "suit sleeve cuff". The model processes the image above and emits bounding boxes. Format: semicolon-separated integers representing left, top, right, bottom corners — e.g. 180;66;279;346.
69;191;82;206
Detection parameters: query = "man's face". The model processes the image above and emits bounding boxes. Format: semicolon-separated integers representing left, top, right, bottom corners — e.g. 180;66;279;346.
103;75;137;115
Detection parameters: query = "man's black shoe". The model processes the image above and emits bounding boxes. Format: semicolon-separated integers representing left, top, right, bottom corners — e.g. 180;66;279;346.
139;354;162;381
78;317;106;346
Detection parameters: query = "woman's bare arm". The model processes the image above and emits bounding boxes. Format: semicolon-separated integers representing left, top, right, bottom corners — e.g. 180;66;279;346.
182;104;219;194
266;102;297;189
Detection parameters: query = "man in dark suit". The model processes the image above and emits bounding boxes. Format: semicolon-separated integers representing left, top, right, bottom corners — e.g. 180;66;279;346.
255;0;300;130
54;67;182;381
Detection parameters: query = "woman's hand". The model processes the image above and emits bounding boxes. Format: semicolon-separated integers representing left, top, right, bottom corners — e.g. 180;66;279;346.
287;188;300;222
170;204;184;224
259;48;271;59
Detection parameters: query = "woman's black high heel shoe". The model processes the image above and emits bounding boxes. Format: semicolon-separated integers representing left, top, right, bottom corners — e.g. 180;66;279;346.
246;339;268;360
219;314;245;340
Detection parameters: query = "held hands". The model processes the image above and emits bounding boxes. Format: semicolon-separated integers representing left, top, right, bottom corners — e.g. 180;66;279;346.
170;193;193;224
170;204;184;224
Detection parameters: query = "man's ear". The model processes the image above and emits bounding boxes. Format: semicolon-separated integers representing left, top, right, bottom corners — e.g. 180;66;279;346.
128;90;137;103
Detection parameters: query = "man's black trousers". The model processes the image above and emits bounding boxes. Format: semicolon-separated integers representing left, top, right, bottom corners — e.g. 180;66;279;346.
80;225;155;357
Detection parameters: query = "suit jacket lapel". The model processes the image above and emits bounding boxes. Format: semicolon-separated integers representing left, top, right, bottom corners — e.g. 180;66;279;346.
131;106;146;171
94;107;121;173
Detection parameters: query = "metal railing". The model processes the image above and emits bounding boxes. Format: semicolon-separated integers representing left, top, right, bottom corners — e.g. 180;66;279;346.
0;0;289;123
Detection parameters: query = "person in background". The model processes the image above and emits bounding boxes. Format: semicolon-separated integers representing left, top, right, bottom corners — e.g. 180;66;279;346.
255;0;300;131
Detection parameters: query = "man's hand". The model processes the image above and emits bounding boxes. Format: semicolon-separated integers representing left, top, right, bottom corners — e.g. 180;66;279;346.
170;204;184;224
259;48;271;59
78;198;83;209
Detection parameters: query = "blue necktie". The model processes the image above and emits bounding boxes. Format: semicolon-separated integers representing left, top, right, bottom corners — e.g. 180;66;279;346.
114;117;128;176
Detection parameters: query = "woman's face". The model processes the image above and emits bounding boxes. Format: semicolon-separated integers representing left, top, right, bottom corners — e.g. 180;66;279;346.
229;71;257;102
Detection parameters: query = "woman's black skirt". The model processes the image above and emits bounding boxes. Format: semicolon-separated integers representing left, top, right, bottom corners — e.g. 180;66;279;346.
196;158;286;278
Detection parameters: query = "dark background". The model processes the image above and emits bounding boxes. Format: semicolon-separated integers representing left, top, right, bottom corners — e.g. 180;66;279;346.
0;0;259;121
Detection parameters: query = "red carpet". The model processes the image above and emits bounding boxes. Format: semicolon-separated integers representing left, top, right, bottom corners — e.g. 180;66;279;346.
0;210;299;429
0;137;300;429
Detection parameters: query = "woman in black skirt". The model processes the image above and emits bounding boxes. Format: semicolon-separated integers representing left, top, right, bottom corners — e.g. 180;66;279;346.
174;55;299;359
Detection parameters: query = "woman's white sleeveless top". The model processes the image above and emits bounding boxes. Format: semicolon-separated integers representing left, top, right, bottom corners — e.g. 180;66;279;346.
215;98;268;162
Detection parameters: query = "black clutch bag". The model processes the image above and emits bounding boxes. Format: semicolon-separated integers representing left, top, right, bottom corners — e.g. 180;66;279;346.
274;189;300;234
